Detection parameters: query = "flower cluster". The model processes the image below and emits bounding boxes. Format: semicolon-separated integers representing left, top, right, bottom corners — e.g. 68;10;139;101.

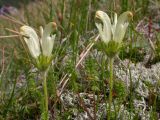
20;22;57;70
20;22;56;58
95;11;133;57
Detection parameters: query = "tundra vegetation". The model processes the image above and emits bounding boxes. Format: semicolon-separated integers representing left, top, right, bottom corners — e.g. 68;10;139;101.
0;0;160;120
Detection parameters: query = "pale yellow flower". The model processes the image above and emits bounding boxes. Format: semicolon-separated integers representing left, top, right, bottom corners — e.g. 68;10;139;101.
95;11;133;44
20;22;57;59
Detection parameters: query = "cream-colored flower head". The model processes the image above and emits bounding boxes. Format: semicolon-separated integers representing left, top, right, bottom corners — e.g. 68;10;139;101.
95;10;133;44
20;22;57;59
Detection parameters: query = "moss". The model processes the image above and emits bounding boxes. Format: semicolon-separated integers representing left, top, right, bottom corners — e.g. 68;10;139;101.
113;79;127;101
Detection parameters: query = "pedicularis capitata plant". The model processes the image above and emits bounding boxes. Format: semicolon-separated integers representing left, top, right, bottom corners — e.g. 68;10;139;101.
20;22;57;120
95;10;133;120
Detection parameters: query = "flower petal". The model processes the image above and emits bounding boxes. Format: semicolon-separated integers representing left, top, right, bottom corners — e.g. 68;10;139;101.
39;26;43;45
113;11;133;43
41;22;57;57
112;13;117;36
20;25;41;59
95;10;112;44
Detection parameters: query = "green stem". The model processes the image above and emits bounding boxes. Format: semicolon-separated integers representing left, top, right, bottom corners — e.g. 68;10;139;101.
43;69;49;120
108;58;114;120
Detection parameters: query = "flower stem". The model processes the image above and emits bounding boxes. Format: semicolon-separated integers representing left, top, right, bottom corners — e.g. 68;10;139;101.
108;58;114;120
43;69;49;120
